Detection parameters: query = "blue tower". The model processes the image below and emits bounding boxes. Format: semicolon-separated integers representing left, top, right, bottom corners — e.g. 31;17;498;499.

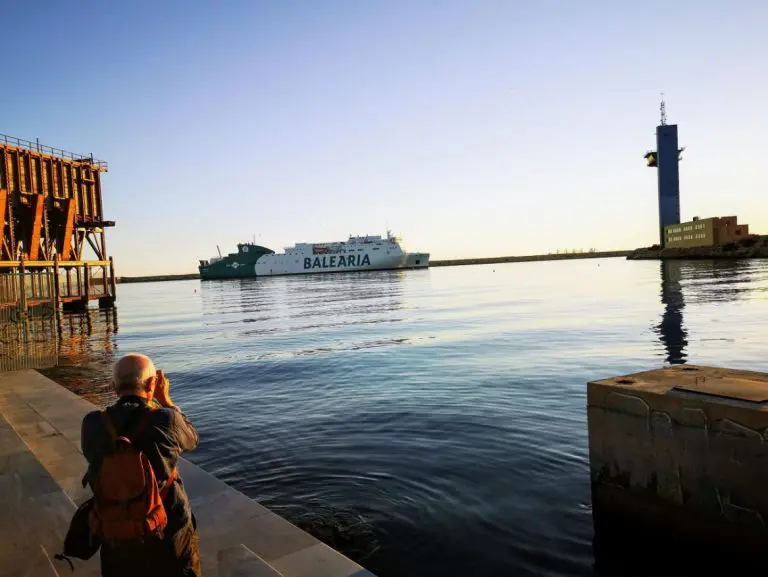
644;98;684;246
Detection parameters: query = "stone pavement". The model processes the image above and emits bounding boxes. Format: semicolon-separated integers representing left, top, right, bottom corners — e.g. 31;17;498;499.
0;369;375;577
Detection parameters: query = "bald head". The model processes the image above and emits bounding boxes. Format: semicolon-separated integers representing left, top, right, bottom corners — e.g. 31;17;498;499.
113;353;156;396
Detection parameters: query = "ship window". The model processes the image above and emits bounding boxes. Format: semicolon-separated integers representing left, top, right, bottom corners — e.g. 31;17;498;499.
416;260;420;264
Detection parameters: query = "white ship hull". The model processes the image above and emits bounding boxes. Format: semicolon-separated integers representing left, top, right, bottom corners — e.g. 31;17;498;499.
254;232;429;277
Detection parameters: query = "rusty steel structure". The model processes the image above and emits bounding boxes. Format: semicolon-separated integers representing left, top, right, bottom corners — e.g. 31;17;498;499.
0;133;116;312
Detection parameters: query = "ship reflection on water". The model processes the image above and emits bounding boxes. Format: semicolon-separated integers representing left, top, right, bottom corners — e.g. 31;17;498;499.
40;308;119;407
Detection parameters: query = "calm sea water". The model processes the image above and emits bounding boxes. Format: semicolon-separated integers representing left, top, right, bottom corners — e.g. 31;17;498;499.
46;258;768;576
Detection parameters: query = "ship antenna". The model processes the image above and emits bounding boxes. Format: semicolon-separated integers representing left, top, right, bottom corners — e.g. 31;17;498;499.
659;93;667;126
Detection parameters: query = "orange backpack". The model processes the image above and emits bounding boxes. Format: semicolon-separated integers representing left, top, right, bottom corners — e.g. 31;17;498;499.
88;410;177;543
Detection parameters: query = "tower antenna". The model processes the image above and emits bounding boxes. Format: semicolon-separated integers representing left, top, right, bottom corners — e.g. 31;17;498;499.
660;93;667;126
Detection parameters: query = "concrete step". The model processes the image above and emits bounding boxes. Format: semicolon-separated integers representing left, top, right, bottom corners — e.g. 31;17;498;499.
0;410;100;577
218;544;284;577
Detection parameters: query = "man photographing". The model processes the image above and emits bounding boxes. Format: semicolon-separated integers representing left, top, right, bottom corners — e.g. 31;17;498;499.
81;353;202;576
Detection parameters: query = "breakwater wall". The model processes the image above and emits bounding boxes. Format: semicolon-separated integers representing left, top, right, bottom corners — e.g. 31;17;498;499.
628;235;768;260
118;273;200;284
430;250;631;267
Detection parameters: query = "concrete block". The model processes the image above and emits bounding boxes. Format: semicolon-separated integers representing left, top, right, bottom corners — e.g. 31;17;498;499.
36;403;93;432
0;419;99;577
271;542;371;577
57;473;92;506
179;459;236;502
191;480;272;528
55;424;83;449
4;547;67;577
22;432;82;466
0;449;63;502
588;364;768;559
217;545;283;577
0;419;27;458
201;508;318;566
0;399;46;429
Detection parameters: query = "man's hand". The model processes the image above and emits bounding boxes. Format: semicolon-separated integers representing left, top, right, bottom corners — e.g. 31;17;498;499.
153;369;174;408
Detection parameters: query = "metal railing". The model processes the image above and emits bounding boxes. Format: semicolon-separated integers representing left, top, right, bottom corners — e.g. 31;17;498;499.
0;269;58;372
0;132;108;170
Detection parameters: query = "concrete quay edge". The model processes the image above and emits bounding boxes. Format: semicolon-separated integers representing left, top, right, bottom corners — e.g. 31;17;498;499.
0;369;375;577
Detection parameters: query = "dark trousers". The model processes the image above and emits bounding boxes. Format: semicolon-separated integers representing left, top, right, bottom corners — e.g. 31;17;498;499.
100;522;202;577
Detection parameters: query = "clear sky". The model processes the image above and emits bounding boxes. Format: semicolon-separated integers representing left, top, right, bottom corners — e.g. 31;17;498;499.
3;1;767;275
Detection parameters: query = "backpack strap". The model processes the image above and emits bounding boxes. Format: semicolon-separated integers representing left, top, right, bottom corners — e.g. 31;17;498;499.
100;410;119;440
135;410;178;499
160;467;178;500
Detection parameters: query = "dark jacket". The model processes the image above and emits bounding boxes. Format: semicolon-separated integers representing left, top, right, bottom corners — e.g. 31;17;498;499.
81;396;199;537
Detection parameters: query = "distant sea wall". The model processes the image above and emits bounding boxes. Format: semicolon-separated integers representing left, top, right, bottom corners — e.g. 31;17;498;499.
430;250;632;267
118;273;199;284
627;235;768;260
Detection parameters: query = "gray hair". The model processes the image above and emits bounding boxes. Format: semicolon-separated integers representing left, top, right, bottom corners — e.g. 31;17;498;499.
113;353;156;395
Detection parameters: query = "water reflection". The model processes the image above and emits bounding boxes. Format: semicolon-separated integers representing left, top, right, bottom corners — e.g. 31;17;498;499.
655;261;688;365
39;307;119;406
653;260;761;364
200;272;407;323
57;307;118;362
591;512;767;575
199;279;253;318
678;259;757;304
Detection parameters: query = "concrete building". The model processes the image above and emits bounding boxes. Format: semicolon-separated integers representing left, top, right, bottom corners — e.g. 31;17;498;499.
665;216;750;248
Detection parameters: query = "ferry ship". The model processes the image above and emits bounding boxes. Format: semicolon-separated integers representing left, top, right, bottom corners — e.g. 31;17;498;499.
198;231;429;280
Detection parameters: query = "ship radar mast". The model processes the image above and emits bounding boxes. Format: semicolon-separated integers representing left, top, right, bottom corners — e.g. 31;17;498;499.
660;92;667;126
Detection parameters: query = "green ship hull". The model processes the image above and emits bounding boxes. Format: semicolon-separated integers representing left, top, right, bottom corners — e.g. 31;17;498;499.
198;243;273;280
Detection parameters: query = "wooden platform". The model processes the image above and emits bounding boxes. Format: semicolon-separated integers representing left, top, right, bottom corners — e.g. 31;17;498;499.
0;370;374;577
